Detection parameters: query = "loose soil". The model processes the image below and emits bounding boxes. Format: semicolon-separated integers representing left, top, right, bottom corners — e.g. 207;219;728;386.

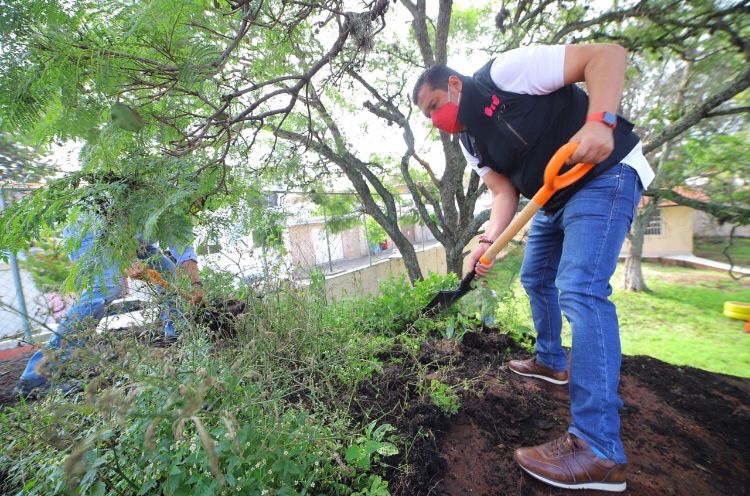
2;332;748;495
352;331;750;496
0;346;35;405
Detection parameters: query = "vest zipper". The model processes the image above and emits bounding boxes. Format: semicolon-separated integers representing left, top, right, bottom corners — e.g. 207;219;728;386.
501;117;528;146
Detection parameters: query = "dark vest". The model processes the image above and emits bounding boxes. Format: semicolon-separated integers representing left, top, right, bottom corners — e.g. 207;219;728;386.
459;60;640;213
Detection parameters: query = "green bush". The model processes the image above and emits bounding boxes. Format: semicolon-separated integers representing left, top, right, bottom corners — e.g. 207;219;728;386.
0;271;463;496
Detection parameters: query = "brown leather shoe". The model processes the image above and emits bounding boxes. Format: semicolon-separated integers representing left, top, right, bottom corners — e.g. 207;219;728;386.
515;433;627;492
508;357;569;385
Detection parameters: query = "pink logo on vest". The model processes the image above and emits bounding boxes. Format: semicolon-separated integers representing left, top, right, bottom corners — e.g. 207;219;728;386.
484;95;501;116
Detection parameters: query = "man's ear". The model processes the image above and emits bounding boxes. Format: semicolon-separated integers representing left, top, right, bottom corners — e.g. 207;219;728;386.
448;75;463;92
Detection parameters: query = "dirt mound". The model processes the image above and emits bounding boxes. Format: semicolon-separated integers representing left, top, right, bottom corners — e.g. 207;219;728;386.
355;332;750;496
2;334;748;495
0;346;34;405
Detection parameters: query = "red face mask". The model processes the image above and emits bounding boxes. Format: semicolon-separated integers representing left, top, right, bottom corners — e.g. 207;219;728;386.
431;86;464;133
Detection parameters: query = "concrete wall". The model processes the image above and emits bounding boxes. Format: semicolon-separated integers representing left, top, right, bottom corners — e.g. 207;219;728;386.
324;229;527;300
693;210;750;238
288;224;316;269
324;243;448;299
341;227;364;259
621;206;694;257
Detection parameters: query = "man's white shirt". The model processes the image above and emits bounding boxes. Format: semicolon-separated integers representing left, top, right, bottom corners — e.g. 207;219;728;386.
461;45;654;190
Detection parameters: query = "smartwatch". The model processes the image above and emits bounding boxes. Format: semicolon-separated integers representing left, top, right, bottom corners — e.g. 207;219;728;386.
586;111;617;129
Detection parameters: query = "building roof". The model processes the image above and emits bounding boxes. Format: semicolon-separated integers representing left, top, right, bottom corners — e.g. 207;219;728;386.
638;187;710;209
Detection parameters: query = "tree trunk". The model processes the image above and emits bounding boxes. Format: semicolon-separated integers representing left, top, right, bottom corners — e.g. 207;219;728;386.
387;226;424;283
445;246;464;277
622;206;653;292
623;61;693;291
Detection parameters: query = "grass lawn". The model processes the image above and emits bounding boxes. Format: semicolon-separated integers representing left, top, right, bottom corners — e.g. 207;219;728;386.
694;236;750;267
482;258;750;378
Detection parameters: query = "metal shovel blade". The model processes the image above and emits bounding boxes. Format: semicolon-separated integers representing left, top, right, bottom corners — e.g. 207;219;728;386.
423;271;476;315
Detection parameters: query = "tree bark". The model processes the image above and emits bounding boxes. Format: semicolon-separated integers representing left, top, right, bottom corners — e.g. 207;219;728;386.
445;245;464;277
623;62;691;291
622;201;656;292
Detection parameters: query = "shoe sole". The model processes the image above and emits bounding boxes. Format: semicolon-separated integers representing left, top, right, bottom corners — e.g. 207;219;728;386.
519;464;626;492
509;367;568;385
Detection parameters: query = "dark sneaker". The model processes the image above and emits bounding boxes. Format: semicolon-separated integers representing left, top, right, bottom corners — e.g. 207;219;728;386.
508;357;568;385
515;433;627;492
13;378;83;400
13;377;51;399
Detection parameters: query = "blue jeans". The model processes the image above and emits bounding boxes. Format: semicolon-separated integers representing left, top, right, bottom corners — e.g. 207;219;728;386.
20;230;123;383
519;164;642;464
137;244;181;338
19;234;181;384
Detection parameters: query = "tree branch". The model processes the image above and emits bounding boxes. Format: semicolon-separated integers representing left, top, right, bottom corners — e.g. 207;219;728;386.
643;63;750;155
646;189;750;226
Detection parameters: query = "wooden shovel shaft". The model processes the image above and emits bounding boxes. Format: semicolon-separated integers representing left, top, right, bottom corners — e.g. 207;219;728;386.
144;268;193;303
478;142;594;266
479;199;542;265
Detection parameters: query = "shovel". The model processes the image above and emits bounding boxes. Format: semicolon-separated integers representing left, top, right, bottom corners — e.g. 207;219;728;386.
422;142;595;314
143;268;246;339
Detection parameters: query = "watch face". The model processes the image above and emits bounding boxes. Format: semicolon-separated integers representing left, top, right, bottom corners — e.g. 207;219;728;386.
603;112;617;126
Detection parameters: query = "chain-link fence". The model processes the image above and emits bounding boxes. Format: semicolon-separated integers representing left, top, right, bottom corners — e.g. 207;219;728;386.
0;186;457;348
0;186;57;346
280;190;442;279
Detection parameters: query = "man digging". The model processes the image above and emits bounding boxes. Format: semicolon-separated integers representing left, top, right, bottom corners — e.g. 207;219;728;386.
413;43;653;492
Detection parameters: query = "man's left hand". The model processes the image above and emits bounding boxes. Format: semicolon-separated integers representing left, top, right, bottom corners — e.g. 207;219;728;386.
567;121;614;165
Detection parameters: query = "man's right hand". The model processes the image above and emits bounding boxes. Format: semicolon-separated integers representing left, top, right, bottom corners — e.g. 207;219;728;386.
125;261;149;280
469;243;495;278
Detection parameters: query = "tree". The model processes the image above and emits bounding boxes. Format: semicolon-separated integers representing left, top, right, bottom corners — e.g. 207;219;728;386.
607;1;750;290
1;0;747;291
0;0;391;261
274;0;748;285
0;133;53;183
275;2;499;280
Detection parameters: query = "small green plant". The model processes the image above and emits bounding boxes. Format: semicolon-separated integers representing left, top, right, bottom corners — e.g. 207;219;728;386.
440;312;480;340
428;379;461;415
352;475;391;496
344;421;399;472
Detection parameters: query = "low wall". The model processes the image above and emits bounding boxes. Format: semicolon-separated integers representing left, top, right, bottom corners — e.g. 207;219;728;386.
323;230;527;300
324;243;448;299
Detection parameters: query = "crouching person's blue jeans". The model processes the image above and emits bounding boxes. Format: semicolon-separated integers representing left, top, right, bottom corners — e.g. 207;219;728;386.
519;163;643;465
19;231;123;385
137;244;181;337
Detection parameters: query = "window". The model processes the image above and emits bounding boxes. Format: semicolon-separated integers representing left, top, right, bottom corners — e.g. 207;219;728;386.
644;209;663;236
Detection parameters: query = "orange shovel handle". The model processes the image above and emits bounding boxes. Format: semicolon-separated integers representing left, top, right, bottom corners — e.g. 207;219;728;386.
144;269;170;289
533;142;595;205
143;268;198;305
478;142;594;266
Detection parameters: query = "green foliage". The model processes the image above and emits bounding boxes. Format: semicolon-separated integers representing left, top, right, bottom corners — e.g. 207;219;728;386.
666;132;750;208
428;379;460;415
430;312;479;341
449;6;493;44
365;216;387;247
0;0;356;270
22;235;71;292
344;421;398;471
351;475;391;496
1;269;446;495
109;103;145;132
309;191;362;235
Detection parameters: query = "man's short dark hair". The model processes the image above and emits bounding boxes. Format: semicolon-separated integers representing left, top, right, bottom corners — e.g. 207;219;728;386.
412;65;464;105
